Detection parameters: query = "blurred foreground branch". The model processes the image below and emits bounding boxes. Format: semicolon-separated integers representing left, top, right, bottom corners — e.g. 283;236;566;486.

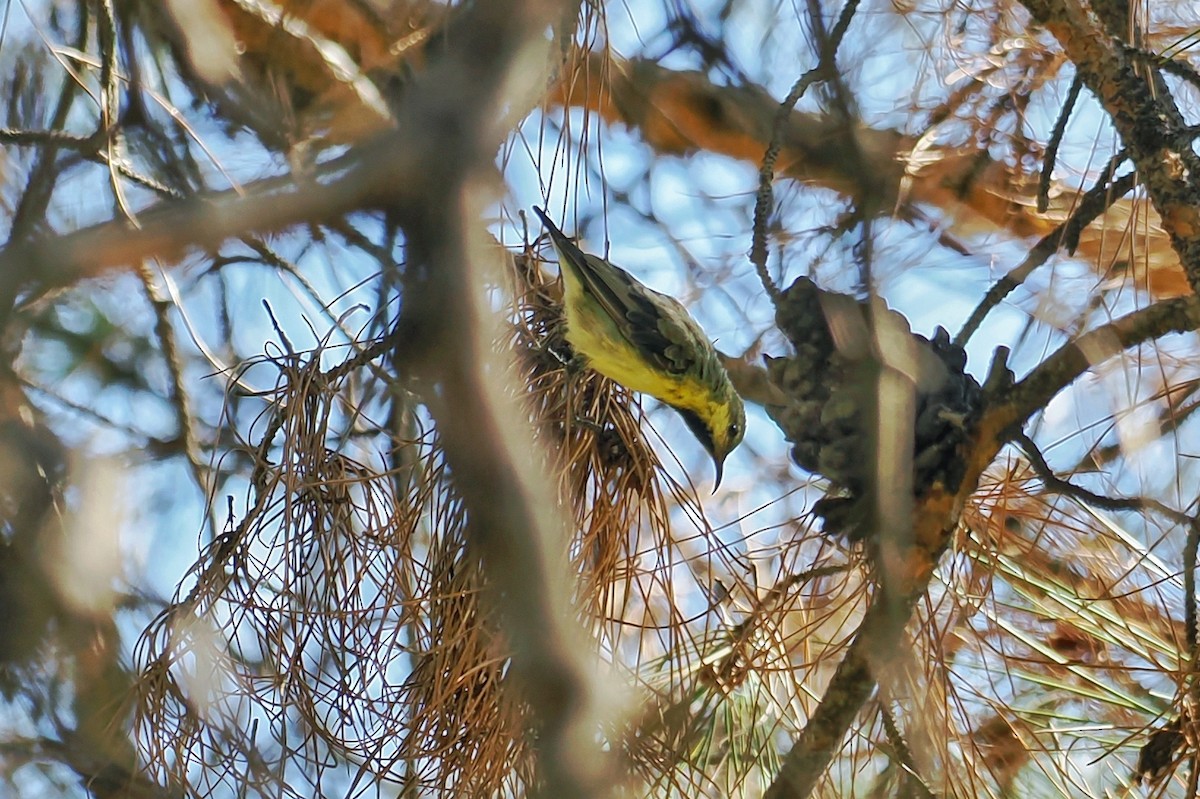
379;0;613;794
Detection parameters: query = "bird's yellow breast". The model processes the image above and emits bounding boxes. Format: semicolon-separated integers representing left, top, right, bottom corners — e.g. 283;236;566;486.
562;278;700;410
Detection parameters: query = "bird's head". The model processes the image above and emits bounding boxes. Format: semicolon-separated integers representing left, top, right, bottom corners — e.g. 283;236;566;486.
678;384;746;491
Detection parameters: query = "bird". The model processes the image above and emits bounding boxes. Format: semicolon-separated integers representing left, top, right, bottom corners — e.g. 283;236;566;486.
531;206;745;488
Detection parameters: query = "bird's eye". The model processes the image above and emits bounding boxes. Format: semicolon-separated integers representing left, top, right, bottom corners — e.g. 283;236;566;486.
728;422;740;438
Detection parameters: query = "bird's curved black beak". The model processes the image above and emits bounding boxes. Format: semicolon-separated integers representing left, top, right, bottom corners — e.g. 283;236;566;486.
712;457;725;493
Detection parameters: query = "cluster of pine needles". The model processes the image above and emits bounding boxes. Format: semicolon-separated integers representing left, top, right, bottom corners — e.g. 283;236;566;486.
123;244;802;797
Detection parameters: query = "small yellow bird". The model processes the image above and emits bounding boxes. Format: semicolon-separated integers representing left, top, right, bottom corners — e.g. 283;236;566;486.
532;207;745;487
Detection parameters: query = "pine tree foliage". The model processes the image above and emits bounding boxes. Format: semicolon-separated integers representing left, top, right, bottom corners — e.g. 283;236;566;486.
0;1;1197;798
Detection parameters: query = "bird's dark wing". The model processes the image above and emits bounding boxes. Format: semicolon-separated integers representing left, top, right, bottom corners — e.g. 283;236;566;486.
620;281;711;378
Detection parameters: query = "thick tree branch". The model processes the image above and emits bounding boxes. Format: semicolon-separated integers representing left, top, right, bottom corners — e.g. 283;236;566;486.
1018;0;1200;293
554;53;1190;295
2;45;1191;320
994;296;1200;433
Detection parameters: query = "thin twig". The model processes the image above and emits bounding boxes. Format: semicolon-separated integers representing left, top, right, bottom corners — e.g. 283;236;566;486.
1186;517;1199;669
955;157;1133;347
749;0;860;305
1037;74;1082;214
7;7;90;251
135;261;210;498
1014;430;1191;524
877;697;936;799
0;127;99;149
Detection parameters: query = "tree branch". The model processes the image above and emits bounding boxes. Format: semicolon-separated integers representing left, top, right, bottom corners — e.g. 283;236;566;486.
765;293;1200;797
1018;0;1200;293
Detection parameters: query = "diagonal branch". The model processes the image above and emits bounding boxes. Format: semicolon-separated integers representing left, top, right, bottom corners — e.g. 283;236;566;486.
765;293;1200;797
